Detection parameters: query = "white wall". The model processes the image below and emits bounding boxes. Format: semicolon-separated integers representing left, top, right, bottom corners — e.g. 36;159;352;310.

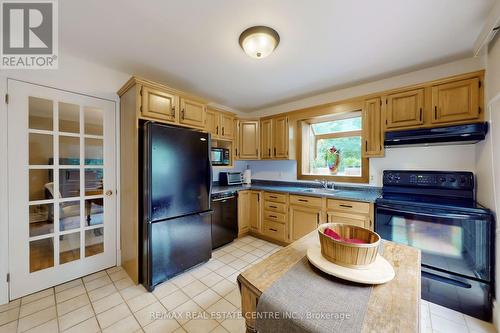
0;51;131;305
475;32;500;328
252;57;485;117
240;56;485;187
246;145;477;187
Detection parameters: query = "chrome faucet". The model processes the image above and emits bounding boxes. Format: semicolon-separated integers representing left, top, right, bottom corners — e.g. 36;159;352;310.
316;179;329;189
328;181;335;190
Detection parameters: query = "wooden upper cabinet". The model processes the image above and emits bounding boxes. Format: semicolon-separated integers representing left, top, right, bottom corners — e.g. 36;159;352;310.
362;97;383;157
220;113;235;140
431;78;480;124
205;108;220;138
237;120;259;159
179;97;206;129
273;116;289;159
385;88;424;129
261;119;273;159
141;86;178;122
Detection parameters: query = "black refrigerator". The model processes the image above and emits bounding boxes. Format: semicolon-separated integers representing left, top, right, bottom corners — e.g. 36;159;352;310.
140;122;213;291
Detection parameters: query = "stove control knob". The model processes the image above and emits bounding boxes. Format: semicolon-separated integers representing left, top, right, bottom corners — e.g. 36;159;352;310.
439;177;446;183
449;177;456;183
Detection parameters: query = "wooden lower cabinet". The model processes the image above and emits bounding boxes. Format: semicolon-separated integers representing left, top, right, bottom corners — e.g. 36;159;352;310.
289;205;321;242
246;191;374;245
238;190;260;236
327;211;369;228
326;198;374;230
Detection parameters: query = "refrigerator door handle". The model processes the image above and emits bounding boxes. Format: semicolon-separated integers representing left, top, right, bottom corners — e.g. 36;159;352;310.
198;210;214;217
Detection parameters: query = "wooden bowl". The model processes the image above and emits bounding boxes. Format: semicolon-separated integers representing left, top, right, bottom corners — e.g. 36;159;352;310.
318;223;380;269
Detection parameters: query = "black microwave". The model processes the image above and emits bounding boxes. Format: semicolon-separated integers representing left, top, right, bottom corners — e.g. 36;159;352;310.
211;147;230;166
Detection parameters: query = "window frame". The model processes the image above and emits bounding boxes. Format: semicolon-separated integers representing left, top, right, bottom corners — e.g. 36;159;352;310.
297;110;369;184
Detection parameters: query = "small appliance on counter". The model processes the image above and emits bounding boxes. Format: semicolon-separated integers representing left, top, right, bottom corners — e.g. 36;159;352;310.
219;171;243;185
211;147;230;166
243;165;251;185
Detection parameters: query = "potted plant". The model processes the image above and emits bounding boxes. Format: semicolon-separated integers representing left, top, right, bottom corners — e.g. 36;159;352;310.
326;146;341;174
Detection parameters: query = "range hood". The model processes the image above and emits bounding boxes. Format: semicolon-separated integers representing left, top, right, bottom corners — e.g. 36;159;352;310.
385;122;488;147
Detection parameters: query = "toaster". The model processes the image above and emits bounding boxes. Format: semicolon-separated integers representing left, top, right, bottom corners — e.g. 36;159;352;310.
219;172;243;185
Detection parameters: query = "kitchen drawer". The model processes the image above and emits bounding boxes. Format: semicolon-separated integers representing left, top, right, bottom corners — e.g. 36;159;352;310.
289;195;322;208
327;211;369;229
327;199;370;215
264;192;287;203
264;210;287;224
264;201;287;213
262;220;286;241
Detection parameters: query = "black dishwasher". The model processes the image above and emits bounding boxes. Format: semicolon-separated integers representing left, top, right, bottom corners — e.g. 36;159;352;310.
211;191;238;249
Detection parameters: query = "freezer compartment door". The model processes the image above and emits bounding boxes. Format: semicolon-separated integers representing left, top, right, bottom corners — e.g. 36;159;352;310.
422;266;492;321
147;212;212;289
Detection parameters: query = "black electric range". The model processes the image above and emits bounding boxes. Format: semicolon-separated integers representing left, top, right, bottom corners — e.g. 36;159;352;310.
375;170;494;321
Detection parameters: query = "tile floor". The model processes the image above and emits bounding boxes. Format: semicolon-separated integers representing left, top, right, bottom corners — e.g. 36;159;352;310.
0;235;496;333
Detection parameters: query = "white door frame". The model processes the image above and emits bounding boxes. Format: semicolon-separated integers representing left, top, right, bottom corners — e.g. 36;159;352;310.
0;77;121;304
0;76;8;305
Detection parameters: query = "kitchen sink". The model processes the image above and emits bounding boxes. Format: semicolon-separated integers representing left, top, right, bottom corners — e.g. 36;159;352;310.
298;188;341;194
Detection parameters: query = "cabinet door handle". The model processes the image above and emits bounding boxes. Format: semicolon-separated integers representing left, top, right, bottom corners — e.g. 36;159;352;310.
269;196;277;199
216;126;219;135
298;199;308;202
269;205;277;209
269;228;278;232
235;148;238;157
269;215;277;218
274;147;276;156
365;140;368;152
339;204;353;208
181;108;185;119
317;213;320;226
222;127;225;136
268;148;271;157
171;105;176;117
434;106;438;119
419;107;423;121
256;149;258;156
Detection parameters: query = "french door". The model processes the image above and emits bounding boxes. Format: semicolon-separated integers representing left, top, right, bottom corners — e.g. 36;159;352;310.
7;79;117;299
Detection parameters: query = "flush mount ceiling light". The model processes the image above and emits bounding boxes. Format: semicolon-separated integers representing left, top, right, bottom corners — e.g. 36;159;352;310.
239;26;280;59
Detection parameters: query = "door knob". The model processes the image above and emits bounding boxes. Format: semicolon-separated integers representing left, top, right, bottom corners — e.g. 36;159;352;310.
105;190;113;196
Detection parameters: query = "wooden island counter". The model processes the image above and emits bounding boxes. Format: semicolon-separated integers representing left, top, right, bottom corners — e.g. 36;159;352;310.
237;231;421;333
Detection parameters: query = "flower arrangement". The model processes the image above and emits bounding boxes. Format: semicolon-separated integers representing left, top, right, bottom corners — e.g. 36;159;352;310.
326;146;341;173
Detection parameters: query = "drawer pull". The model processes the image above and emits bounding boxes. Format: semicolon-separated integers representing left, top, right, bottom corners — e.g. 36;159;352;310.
269;215;277;218
298;199;308;202
339;204;353;208
269;228;278;232
269;196;277;199
269;205;278;209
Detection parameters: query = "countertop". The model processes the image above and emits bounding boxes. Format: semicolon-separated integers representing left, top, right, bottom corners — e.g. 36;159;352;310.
237;231;421;333
212;180;381;203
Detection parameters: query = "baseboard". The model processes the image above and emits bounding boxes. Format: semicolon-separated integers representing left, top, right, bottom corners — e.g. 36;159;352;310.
493;300;499;332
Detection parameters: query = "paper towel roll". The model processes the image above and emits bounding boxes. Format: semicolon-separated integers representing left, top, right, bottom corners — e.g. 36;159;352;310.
243;169;251;184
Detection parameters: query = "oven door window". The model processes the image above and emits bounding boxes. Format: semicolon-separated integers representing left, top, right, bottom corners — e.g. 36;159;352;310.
376;206;491;281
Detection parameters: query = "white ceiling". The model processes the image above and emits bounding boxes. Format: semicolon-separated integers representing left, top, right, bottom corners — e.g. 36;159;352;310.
60;0;495;112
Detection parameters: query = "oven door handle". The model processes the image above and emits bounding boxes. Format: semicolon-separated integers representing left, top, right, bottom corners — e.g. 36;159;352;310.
377;206;477;220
